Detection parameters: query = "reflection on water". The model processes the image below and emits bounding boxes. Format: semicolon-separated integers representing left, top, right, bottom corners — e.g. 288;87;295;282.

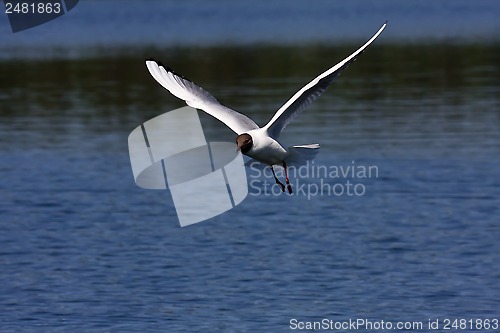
1;44;499;331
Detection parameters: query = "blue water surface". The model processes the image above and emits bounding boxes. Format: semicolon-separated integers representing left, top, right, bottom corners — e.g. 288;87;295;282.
1;1;500;332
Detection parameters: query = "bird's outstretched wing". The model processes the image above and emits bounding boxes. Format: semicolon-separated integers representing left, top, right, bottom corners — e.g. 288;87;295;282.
264;22;387;138
146;60;259;135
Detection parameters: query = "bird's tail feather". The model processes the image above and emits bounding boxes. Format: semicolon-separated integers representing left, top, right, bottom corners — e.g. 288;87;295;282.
285;144;320;166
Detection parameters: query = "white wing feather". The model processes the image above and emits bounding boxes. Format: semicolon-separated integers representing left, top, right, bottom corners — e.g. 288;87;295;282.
264;22;387;138
146;60;259;135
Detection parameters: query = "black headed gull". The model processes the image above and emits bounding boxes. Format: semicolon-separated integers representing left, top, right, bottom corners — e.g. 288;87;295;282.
146;22;386;194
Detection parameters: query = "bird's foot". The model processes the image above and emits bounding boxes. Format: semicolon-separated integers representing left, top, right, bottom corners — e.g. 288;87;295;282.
275;180;286;192
283;160;292;194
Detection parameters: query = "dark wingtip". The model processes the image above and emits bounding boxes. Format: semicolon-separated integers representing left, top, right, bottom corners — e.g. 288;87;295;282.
146;59;170;71
144;58;194;82
153;61;173;73
145;58;157;69
169;67;194;83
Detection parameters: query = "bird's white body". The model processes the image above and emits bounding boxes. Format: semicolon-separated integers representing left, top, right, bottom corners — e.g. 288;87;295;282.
145;22;387;170
245;128;288;165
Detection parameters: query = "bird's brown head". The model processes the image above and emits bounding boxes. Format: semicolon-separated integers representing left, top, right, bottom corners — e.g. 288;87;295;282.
236;133;253;154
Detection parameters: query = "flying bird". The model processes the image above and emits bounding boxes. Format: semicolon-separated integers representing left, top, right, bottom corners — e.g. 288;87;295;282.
145;22;386;194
